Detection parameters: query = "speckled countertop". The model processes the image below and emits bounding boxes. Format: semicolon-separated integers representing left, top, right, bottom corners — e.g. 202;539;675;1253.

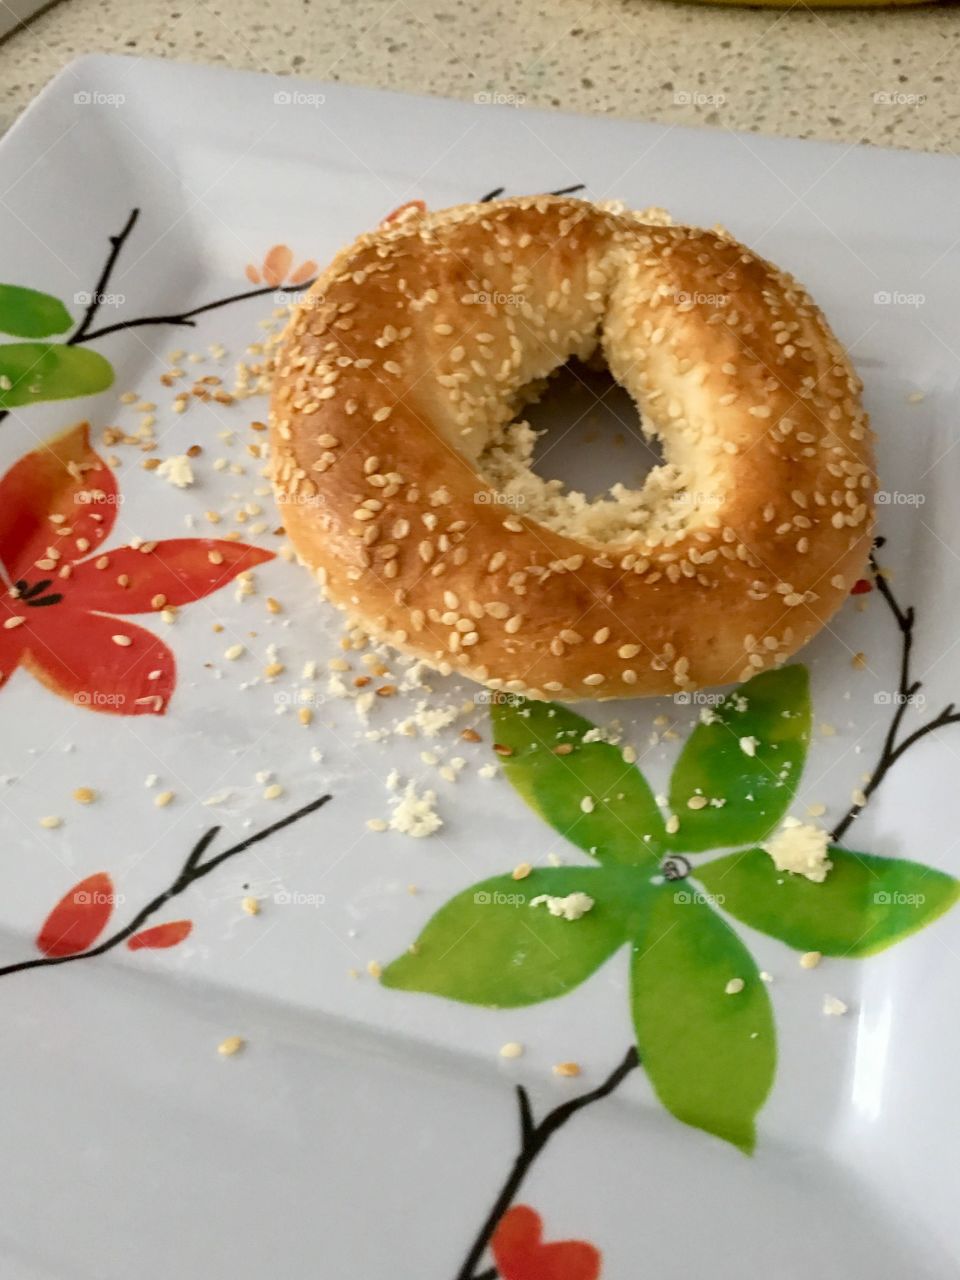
0;0;958;151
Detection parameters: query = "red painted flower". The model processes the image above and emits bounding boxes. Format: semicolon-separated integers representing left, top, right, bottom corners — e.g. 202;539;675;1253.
381;199;427;227
0;422;273;715
245;245;318;288
35;871;193;957
127;920;193;950
492;1206;601;1280
36;872;117;957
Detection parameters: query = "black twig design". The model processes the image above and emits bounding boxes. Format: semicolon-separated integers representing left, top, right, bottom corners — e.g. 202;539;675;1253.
831;537;960;842
62;205;311;345
455;1046;639;1280
0;794;331;978
66;207;141;345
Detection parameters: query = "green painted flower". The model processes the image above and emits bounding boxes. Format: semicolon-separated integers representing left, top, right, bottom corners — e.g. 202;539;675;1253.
382;667;959;1153
0;284;113;410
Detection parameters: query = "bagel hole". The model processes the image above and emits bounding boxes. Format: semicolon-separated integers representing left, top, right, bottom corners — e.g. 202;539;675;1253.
478;356;681;546
524;358;665;497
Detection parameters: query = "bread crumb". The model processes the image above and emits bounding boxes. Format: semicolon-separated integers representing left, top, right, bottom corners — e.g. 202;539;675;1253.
367;817;388;832
156;455;195;488
241;896;260;916
367;960;382;979
389;782;442;837
762;817;832;883
739;736;758;757
530;892;594;921
823;994;848;1016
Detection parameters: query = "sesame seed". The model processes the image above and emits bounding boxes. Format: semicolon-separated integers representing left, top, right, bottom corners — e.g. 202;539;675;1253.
111;634;133;647
154;791;175;808
39;815;62;829
499;1042;524;1059
217;1036;245;1057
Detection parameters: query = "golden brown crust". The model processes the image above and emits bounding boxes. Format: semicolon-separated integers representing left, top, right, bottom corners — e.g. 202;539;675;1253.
269;196;874;700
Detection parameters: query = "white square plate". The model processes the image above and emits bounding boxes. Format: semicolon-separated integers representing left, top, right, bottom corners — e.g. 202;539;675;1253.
0;54;958;1279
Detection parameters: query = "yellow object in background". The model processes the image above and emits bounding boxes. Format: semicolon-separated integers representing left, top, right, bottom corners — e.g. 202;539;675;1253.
682;0;931;7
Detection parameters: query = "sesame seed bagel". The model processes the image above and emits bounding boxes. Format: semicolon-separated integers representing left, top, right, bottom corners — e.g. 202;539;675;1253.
270;195;874;701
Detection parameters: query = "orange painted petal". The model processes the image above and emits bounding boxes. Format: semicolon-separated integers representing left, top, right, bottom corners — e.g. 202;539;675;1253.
492;1206;600;1280
492;1205;541;1276
262;245;293;288
289;260;318;286
245;265;261;285
22;609;175;716
381;199;427;226
0;422;118;578
68;539;274;614
127;920;192;950
37;872;115;957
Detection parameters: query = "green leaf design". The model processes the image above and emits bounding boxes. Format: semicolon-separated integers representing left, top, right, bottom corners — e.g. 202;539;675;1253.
667;667;811;852
0;343;113;409
630;887;775;1152
490;696;666;865
381;866;652;1007
0;284;72;338
697;846;960;957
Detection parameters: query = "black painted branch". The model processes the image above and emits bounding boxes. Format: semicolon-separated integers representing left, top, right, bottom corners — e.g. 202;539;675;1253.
832;540;960;841
74;280;316;344
67;207;141;346
0;794;331;979
455;1045;639;1280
